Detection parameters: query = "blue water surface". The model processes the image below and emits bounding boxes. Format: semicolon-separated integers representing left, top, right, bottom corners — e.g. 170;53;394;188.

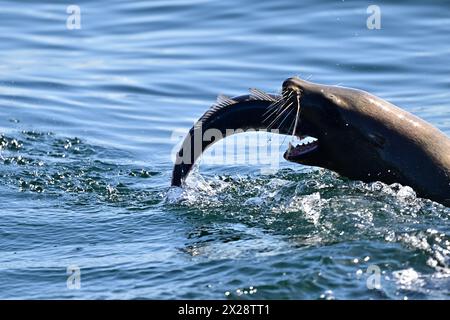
0;0;449;299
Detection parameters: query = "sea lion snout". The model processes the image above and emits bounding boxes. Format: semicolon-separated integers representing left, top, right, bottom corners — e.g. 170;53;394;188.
282;76;316;93
282;77;303;93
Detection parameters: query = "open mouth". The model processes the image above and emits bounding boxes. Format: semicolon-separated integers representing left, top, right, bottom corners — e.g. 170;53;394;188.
286;135;319;158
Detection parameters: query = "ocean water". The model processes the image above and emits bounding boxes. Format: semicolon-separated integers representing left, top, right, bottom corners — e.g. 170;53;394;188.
0;0;449;299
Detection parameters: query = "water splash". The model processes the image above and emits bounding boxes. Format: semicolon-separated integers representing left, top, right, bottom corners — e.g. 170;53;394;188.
166;167;450;298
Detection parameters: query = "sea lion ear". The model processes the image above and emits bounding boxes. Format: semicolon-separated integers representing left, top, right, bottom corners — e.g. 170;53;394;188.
249;88;277;102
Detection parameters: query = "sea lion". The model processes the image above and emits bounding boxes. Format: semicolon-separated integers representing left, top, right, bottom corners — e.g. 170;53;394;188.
171;77;450;206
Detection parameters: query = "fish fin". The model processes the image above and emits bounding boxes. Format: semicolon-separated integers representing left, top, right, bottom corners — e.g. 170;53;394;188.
249;88;277;102
198;95;237;125
213;94;237;108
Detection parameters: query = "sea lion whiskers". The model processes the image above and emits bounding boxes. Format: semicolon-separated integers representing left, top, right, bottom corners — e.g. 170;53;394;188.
262;90;293;124
267;88;302;134
277;107;296;131
261;91;290;119
262;98;284;119
264;89;292;113
291;91;301;138
266;101;294;131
